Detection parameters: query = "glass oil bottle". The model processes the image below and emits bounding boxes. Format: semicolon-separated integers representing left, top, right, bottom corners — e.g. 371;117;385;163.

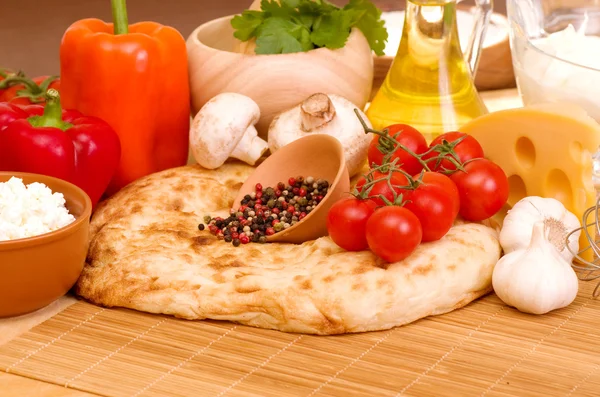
367;0;492;142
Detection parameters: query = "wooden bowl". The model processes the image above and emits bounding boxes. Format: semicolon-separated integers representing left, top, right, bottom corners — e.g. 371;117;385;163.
0;173;92;318
372;9;515;98
186;15;374;140
233;134;350;244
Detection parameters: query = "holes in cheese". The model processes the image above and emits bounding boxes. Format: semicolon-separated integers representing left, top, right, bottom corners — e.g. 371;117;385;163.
459;103;600;262
515;137;536;168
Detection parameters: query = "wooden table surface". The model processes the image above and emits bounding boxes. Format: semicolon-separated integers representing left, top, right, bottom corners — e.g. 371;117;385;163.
0;88;523;397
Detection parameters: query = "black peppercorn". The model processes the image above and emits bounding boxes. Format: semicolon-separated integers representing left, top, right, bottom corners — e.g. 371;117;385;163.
200;175;329;247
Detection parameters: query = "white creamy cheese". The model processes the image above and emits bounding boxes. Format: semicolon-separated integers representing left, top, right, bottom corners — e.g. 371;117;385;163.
514;25;600;122
0;177;76;241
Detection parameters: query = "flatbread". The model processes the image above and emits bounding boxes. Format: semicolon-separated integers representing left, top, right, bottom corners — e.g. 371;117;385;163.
76;162;502;335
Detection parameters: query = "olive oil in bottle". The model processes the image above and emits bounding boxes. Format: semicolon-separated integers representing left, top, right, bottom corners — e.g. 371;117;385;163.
367;0;491;142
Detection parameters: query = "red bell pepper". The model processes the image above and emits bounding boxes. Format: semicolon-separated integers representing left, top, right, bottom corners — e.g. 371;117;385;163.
0;68;60;105
0;89;121;208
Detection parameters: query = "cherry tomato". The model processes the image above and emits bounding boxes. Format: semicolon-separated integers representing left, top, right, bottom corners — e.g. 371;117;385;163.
366;206;422;262
1;76;61;105
404;173;459;242
423;131;484;172
327;197;377;251
416;172;460;217
368;124;428;175
355;171;409;206
449;159;509;222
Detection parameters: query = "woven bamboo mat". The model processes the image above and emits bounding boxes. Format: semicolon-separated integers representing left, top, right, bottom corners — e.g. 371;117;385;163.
1;280;599;397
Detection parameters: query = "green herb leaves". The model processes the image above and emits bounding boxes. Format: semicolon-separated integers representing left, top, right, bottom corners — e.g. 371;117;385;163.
231;0;388;55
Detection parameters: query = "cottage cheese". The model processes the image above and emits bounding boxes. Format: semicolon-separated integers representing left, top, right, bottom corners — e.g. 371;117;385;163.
0;177;76;241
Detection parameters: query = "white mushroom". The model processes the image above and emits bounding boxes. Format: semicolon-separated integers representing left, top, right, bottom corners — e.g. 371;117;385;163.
190;93;269;169
268;93;372;177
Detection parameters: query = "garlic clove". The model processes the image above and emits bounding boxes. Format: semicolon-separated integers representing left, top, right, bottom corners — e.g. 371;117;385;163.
499;196;581;262
493;221;579;315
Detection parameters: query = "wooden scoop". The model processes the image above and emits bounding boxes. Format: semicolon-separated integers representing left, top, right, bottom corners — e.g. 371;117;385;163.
233;134;351;244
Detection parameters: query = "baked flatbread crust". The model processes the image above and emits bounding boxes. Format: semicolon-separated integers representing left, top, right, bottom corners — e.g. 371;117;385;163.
76;163;501;335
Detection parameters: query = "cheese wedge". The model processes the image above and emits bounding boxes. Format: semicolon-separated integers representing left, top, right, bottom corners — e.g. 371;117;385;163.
459;103;600;262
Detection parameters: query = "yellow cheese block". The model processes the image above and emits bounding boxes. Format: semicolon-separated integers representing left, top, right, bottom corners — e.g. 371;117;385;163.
459;103;600;262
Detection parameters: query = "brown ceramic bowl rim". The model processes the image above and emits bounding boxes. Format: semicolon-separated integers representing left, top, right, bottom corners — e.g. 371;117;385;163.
189;14;363;58
0;172;92;251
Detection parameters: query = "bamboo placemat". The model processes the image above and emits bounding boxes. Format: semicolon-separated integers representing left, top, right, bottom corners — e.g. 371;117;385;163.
0;280;599;397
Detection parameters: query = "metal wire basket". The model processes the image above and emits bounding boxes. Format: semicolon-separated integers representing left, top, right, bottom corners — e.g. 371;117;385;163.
567;197;600;298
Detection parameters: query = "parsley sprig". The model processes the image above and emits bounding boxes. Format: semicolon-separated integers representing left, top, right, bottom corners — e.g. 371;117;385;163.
231;0;388;55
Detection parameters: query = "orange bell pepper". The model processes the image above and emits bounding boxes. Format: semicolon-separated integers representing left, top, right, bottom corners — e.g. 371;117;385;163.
59;0;190;195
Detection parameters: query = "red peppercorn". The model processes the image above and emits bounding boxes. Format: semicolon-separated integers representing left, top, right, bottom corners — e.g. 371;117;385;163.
287;205;295;213
288;177;296;186
292;187;300;195
241;219;248;226
317;195;324;201
240;235;250;244
217;231;224;239
208;225;218;234
272;219;280;225
277;182;285;190
299;213;306;221
238;216;245;222
232;232;239;239
275;190;282;197
266;227;275;236
293;211;300;217
256;209;264;217
256;191;263;199
254;204;261;210
239;205;247;212
255;183;263;191
299;188;307;197
272;208;280;214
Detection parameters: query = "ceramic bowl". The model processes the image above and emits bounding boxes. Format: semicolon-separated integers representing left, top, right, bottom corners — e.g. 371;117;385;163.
233;134;350;244
0;172;92;318
186;15;374;139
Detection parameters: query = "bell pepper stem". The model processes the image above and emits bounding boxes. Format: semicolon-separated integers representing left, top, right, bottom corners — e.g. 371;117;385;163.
28;89;72;131
112;0;129;35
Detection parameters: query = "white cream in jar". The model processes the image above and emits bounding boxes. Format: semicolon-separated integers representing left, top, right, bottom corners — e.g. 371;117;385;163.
514;24;600;121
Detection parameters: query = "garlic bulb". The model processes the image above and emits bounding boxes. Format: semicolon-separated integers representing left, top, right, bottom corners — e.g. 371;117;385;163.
493;221;579;315
499;196;581;262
